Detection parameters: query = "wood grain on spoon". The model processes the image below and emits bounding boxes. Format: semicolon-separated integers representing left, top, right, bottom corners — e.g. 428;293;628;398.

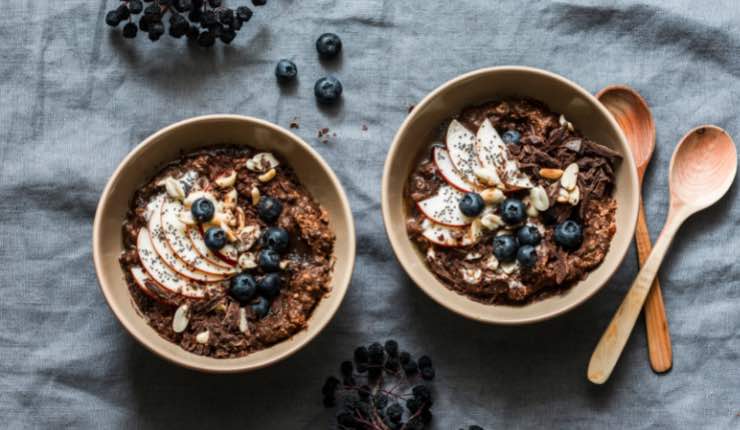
588;125;737;384
596;85;672;373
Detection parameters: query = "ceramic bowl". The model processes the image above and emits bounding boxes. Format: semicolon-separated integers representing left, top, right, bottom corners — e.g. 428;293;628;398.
382;66;639;324
93;115;356;372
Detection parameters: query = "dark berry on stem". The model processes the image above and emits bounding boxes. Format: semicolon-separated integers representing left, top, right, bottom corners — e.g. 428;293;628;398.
204;226;227;250
502;129;521;144
358;385;371;400
384;340;399;357
173;0;191;13
122;22;138;38
257;273;281;299
208;0;222;7
517;224;541;246
385;357;400;372
275;59;298;83
129;0;144;14
555;220;583;250
217;8;234;24
340;360;353;377
493;234;518;262
260;227;290;253
201;10;217;28
252;0;267;5
322;395;335;408
188;9;202;23
368;342;384;364
219;29;236;44
354;346;369;364
517;245;538;267
421;366;436;380
368;366;382;381
500;197;527;224
116;4;131;20
321;376;340;396
258;249;281;273
186;25;199;39
403;359;418;376
386;403;403;423
356;362;367;373
105;10;121;27
169;13;189;38
314;76;343;105
144;4;162;22
412;385;432;405
251;296;270;319
257;196;283;223
374;393;389;410
236;6;253;22
399;351;411;365
229;273;257;303
418;355;432;369
406;397;421;414
459;192;485;217
316;33;342;59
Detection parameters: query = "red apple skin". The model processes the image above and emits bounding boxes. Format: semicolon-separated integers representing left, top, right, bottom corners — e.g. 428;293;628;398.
432;147;474;193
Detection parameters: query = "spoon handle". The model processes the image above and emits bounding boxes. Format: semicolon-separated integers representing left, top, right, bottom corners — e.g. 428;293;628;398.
587;216;683;384
635;203;673;373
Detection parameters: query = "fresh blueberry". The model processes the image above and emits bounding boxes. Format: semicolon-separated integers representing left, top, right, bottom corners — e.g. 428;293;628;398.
275;59;297;83
257;273;281;299
204;226;226;250
459;192;485;217
314;76;343;105
502;129;521;144
517;245;538;267
229;272;257;303
493;234;518;262
500;198;526;225
554;220;583;250
257;196;283;223
315;33;342;59
258;248;281;272
260;227;290;253
517;224;542;246
191;197;215;223
251;296;270;319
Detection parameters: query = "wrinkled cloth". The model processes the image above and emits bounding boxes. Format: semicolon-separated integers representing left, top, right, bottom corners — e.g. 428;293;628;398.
1;1;738;428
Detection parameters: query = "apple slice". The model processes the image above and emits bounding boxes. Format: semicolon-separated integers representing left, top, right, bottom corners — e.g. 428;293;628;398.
130;266;175;303
136;228;208;299
432;147;474;192
160;200;237;276
445;120;480;184
475;119;533;189
187;227;237;269
421;219;464;247
417;184;470;227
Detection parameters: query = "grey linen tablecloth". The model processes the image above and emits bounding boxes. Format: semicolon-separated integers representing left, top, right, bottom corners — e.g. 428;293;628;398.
1;0;738;428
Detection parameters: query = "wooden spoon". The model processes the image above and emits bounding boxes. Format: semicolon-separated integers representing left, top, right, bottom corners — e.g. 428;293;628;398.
596;85;672;373
588;125;737;384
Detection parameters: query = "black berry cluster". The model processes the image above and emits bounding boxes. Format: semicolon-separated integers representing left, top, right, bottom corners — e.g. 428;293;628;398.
104;0;262;46
321;340;436;430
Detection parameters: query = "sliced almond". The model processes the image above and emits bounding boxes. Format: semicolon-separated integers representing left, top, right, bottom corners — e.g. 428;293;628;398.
258;168;276;183
539;168;563;180
195;330;210;344
530;186;550;211
460;267;482;285
221;222;237;242
568;186;580;206
462;219;483;245
238;308;249;333
564;138;582;152
235;207;246;230
222;188;237;208
560;163;579;191
426;247;436;260
214;170;237;188
559;114;575;132
179;210;196;226
249;152;280;172
172;305;189;333
238;252;257;270
165;177;185;201
465;252;482;261
500;261;518;275
236;225;260;251
484;255;499;271
480;188;505;205
480;213;504;230
250;186;261;206
556;187;570;203
473;166;502;187
526;202;539;218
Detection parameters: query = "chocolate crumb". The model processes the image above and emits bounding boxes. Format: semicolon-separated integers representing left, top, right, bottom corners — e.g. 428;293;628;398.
361;124;368;131
407;104;415;113
289;118;300;129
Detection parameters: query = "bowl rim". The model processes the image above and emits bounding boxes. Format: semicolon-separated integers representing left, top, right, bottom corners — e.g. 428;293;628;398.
381;65;639;325
93;114;356;372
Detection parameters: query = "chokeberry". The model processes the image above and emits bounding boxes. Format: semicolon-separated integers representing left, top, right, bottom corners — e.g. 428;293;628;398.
421;366;436;380
354;346;369;364
384;339;399;357
412;385;432;406
122;22;138;38
105;10;122;27
314;76;343;105
173;0;191;13
235;6;253;22
129;0;144;14
386;403;403;423
316;33;342;59
275;59;298;83
340;360;353;377
417;355;432;369
321;376;340;396
399;351;411;365
368;342;384;364
385;357;400;372
252;0;267;5
403;359;418;376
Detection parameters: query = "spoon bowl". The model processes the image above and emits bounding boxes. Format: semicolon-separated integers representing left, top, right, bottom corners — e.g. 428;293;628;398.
670;126;737;209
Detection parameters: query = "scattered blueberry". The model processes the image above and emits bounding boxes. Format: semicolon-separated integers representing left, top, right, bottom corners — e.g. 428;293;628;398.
229;272;257;303
316;33;342;59
251;296;270;319
122;22;138;38
517;245;538;267
500;198;527;224
493;234;519;262
340;360;354;377
502;129;521;144
459;192;485;217
257;273;281;299
554;220;583;250
314;76;343;105
517;224;542;246
191;197;215;223
275;59;297;83
252;0;267;5
384;339;399;357
258;249;281;272
204;226;227;250
260;227;290;253
257;196;283;223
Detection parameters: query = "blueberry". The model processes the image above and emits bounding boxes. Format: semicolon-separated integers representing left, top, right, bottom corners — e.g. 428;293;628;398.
517;245;538;267
493;234;518;262
191;197;215;223
459;192;485;217
251;296;270;319
502;129;521;144
316;33;342;59
517;224;541;246
122;22;138;38
257;273;281;299
554;220;583;251
258;249;281;272
314;76;343;105
260;227;290;253
275;59;297;83
105;10;121;27
229;273;257;303
500;198;526;225
257;196;283;223
204;227;226;251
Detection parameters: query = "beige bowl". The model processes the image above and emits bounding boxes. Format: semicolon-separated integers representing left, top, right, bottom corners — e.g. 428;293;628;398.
382;66;639;325
93;115;356;372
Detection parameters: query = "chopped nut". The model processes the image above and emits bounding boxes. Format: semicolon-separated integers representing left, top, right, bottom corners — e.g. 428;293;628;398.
172;305;189;333
556;187;570;203
238;252;257;270
214;170;237;188
426;247;436;260
222;188;237;208
481;213;504;230
559;114;575;132
236;207;246;230
484;255;499;271
236;225;260;251
480;188;505;204
246;152;280;172
499;261;518;275
460;267;482;284
539;168;563;180
564;138;582;152
530;186;550;211
462;219;483;245
179;210;196;225
560;163;579;191
258;168;277;183
568;186;580;206
473;166;502;186
465;252;482;261
212;303;227;314
165;177;185;201
526;202;539;218
250;186;261;206
238;308;249;333
221;222;237;242
195;330;210;344
279;260;290;270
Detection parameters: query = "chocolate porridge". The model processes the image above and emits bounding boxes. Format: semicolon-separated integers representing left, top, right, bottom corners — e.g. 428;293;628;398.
405;99;620;304
118;146;335;358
